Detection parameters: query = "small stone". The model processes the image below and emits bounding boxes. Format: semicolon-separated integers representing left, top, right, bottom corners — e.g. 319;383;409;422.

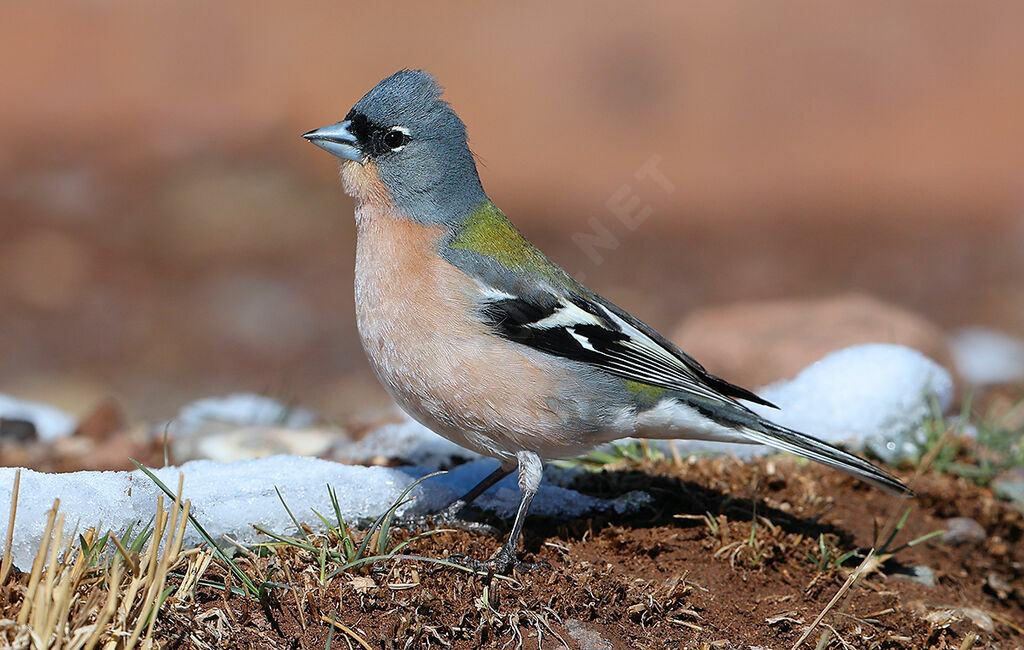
167;393;318;438
0;393;76;442
992;468;1024;510
893;565;936;587
985;572;1014;600
74;398;125;441
913;602;995;634
942;517;986;546
0;418;38;444
950;327;1024;385
74;425;158;472
564;619;614;650
986;571;1024;604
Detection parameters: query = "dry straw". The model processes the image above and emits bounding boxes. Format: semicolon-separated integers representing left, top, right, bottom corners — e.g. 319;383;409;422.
0;471;196;649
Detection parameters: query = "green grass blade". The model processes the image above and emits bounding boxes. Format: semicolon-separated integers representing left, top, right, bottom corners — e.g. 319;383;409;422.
355;470;445;560
252;525;323;555
328;484;356;559
275;486;309;542
131;458;261;598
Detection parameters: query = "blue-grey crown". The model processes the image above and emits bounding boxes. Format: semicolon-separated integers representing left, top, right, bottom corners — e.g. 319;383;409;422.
345;70;485;225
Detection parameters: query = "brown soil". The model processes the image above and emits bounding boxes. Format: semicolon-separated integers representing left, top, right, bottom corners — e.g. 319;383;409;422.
150;456;1024;649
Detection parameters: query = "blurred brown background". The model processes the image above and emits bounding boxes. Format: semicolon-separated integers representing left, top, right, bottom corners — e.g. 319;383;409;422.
2;2;1022;423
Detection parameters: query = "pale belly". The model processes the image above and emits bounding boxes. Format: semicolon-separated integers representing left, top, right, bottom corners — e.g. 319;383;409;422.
355;273;607;460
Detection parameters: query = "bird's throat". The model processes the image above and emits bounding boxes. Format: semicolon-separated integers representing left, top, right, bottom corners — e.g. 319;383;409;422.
341;159;392;212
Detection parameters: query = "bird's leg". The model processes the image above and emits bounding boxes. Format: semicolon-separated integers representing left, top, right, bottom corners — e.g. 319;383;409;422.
400;461;514;535
432;462;514;524
453;451;548;575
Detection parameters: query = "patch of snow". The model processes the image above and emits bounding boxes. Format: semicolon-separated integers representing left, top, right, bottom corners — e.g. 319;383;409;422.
164;393;317;438
564;618;614;649
0;455;648;570
750;344;953;463
0;393;76;442
339;413;478;469
950;327;1024;385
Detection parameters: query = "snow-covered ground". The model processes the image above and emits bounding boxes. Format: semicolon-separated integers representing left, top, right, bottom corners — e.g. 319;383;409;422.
753;344;953;463
0;343;959;569
0;457;649;570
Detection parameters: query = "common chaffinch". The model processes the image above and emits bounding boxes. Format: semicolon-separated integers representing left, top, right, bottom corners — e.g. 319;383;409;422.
304;70;911;574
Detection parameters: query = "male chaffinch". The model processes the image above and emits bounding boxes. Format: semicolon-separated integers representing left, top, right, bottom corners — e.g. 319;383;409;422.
304;70;911;574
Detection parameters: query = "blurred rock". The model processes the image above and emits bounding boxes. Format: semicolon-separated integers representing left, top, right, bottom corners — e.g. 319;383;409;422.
50;436;92;460
74;398;125;441
670;293;953;389
985;572;1014;601
0;419;37;444
48;425;159;472
912;602;995;634
172;426;345;463
74;433;156;471
894;565;936;588
163;393;335;462
564;619;614;650
950;327;1024;385
942;517;986;546
166;392;318;438
0;393;76;442
991;468;1024;511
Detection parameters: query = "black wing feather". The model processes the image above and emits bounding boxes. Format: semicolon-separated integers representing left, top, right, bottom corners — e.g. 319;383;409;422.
591;296;777;408
480;293;776;409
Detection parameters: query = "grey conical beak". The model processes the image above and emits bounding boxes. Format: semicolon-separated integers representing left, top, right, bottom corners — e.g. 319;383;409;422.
302;120;362;162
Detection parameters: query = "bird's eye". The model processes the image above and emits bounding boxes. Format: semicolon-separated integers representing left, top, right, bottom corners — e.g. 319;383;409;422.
383;128;408;150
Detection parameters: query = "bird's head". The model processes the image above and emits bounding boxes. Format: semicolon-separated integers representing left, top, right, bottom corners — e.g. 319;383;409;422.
304;69;486;225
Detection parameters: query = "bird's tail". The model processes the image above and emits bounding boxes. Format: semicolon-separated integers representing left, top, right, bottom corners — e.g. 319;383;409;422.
738;419;913;497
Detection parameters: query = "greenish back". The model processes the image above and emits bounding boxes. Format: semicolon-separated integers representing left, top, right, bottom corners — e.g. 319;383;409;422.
449;201;567;282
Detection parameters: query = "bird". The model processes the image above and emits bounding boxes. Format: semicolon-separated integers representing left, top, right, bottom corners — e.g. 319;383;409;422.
303;69;912;574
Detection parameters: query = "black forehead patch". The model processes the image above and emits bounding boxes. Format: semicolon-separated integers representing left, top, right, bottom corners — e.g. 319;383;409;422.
344;110;392;158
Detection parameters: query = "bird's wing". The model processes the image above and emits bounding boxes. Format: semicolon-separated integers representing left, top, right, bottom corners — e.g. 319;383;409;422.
441;200;772;408
476;283;776;409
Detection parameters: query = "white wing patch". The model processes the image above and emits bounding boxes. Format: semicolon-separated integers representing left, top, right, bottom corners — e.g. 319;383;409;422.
474;281;518;302
568;329;598;352
529;301;604;330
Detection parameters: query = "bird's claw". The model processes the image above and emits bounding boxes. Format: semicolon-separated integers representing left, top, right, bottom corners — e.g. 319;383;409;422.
448;550;549;576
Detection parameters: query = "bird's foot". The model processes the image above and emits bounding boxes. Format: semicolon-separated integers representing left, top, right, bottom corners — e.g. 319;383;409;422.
449;547;549;576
